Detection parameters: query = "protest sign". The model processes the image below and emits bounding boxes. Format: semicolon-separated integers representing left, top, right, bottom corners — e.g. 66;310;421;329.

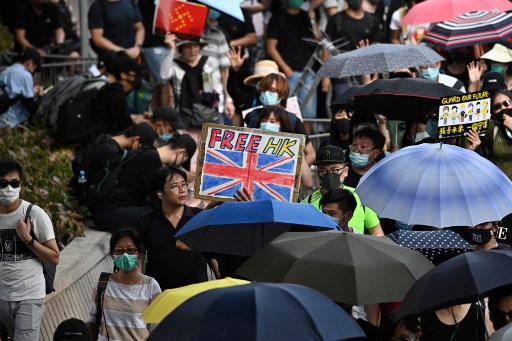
195;124;305;202
435;90;491;139
153;0;208;39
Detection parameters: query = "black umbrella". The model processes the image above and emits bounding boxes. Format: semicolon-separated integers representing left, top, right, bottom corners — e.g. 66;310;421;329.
353;78;464;121
386;230;474;265
398;250;512;319
236;231;434;305
330;85;365;110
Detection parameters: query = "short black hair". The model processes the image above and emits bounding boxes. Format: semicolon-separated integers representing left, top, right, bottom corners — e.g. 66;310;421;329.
150;165;187;205
319;188;357;214
110;228;144;256
0;158;23;180
353;126;386;151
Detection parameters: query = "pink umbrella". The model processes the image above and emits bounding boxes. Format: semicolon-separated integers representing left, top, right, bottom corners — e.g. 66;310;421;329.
401;0;512;26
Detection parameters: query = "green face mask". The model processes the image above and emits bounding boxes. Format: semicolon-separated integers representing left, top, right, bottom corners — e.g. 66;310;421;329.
288;0;305;9
114;253;138;272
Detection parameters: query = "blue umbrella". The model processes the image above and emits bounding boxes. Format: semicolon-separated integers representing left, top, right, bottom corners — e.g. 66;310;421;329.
356;143;512;228
387;230;474;265
147;282;366;341
175;199;339;256
198;0;244;21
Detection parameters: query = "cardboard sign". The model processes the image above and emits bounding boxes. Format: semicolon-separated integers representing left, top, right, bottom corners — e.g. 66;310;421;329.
195;124;305;202
153;0;208;39
436;91;491;139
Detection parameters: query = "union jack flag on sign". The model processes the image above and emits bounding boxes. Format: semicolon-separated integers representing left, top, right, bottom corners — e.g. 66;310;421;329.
196;124;305;202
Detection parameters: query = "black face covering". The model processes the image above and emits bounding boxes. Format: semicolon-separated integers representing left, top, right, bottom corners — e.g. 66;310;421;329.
130;74;142;91
319;173;342;191
335;118;351;134
467;228;493;245
346;0;362;10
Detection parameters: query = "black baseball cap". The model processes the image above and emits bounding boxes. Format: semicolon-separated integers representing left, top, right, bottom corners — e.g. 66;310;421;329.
131;122;156;147
315;145;346;165
19;47;42;71
481;71;506;92
153;106;185;130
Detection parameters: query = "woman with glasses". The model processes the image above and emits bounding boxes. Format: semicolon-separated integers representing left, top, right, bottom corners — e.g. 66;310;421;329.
135;166;209;291
87;228;161;340
489;90;512;180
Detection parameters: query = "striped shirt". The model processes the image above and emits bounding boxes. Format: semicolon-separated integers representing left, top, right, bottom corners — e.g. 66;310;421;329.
88;275;161;341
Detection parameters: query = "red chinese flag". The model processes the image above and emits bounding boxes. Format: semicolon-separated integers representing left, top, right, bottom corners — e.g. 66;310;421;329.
154;0;208;39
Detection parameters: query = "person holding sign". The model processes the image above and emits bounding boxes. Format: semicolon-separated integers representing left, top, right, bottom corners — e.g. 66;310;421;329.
256;105;313;189
488;90;512;180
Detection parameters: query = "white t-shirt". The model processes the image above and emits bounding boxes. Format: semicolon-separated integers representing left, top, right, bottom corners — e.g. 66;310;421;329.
0;200;55;301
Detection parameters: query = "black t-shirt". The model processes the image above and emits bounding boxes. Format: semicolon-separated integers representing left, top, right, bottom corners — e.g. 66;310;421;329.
16;2;62;48
218;9;255;43
137;207;208;290
344;166;363;188
266;9;315;71
138;0;164;48
88;0;143;49
104;147;162;208
325;11;382;51
91;83;132;138
87;135;123;182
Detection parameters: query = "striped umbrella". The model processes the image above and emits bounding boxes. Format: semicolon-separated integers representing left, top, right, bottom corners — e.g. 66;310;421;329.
423;10;512;49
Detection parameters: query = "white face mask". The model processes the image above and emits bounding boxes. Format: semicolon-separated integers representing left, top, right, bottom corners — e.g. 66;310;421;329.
413;131;430;143
0;186;21;205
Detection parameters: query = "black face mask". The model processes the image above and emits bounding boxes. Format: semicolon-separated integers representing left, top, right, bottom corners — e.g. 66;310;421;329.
335;118;351;134
319;173;342;191
490;310;512;331
467;229;493;245
130;74;142;91
346;0;362;10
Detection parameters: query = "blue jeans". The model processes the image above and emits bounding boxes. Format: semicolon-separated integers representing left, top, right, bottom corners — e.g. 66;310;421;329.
142;47;167;84
287;71;318;118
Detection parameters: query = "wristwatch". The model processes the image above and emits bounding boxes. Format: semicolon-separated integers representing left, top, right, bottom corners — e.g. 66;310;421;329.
225;98;234;104
24;236;35;248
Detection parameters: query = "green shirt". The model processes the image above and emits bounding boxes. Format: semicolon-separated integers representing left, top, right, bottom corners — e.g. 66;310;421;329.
301;185;380;234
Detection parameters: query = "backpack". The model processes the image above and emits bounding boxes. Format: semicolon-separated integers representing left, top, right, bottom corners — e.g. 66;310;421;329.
56;84;106;146
86;149;141;206
26;203;57;295
175;56;223;128
0;81;21;114
94;272;111;339
38;73;107;133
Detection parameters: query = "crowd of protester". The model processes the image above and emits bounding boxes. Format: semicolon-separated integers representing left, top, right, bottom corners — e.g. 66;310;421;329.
2;0;512;340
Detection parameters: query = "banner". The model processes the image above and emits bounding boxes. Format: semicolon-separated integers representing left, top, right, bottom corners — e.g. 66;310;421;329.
195;124;305;202
153;0;208;39
436;90;491;139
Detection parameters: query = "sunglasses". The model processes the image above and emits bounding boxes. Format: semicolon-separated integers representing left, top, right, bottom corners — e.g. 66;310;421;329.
493;100;512;112
0;179;22;189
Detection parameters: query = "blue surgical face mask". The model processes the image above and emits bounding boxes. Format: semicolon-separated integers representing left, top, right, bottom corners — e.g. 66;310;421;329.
288;0;305;9
426;119;439;139
259;91;279;106
491;63;505;75
208;8;222;20
420;67;439;81
260;122;280;132
349;151;372;168
159;133;174;142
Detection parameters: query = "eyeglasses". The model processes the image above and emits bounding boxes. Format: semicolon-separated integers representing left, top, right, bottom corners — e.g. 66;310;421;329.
493;100;512;112
112;248;138;256
164;183;188;192
317;167;346;177
349;144;373;153
0;179;21;188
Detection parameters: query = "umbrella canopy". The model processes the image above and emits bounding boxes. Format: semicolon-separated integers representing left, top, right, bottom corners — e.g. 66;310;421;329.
317;44;445;79
352;78;464;121
387;230;474;265
356;143;512;228
235;231;434;306
175;199;339;257
398;250;512;319
490;323;512;341
330;85;365;110
423;10;512;49
197;0;244;21
147;282;366;341
141;278;250;323
401;0;512;26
